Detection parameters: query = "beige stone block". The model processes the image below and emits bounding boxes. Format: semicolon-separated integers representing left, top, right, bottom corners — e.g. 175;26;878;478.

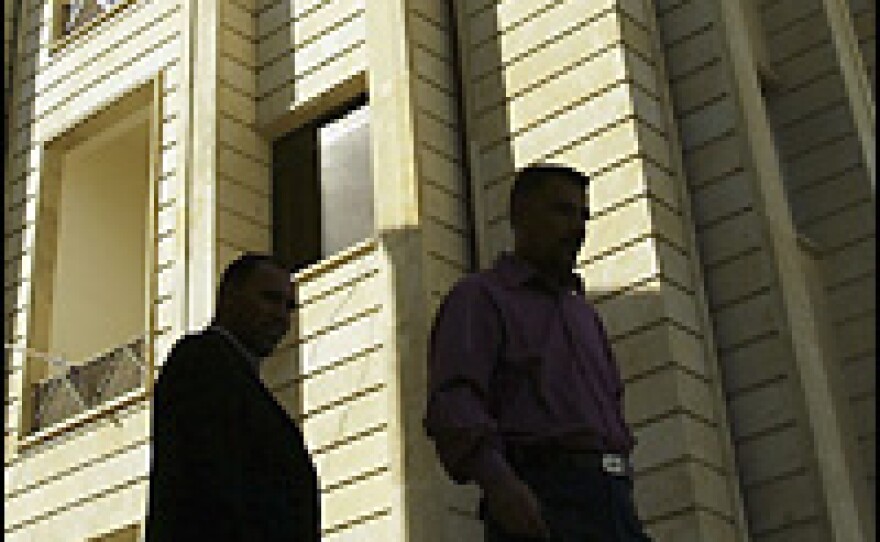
296;14;366;80
780;104;855;159
6;404;149;496
295;0;364;48
323;512;392;541
768;72;844;126
670;61;727;116
792;170;871;230
624;365;716;427
821;236;874;289
215;208;271;252
425;255;466;299
410;8;452;60
412;76;456;125
474;12;622;112
692;170;753;228
827;276;875;324
298;311;381;376
758;522;834;542
6;479;147;542
301;347;386;414
703;247;772;309
221;0;255;38
632;413;725;473
216;146;270;192
218;52;256;97
775;46;837;91
645;509;738;542
664;28;718;81
658;0;714;45
217;79;257;124
698;209;764;267
612;321;707;381
678;98;738;151
803;201;875;251
320;469;392;530
787;136;862;189
728;379;796;439
581;236;660;295
257;0;314;39
635;460;733;520
713;290;778;350
302;385;388;451
735;423;808;487
502;58;634;150
296;245;381;302
258;25;293;80
5;441;149;527
35;1;176;112
744;470;824;533
315;427;390;490
35;3;168;101
424;219;469;269
298;271;384;344
718;333;787;393
412;47;453;95
414;113;461;171
590;158;679;216
38;37;181;142
470;0;615;72
219;25;256;69
417;146;463;193
295;43;368;110
217;114;270;165
217;177;271;226
761;0;819;34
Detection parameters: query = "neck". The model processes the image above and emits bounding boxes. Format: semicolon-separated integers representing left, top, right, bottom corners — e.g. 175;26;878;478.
512;247;571;289
211;318;263;371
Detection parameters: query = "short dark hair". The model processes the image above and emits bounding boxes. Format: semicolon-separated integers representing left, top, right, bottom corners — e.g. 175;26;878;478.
510;164;589;224
217;253;286;300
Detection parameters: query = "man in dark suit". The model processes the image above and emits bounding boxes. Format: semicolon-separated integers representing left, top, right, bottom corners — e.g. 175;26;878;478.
146;254;320;541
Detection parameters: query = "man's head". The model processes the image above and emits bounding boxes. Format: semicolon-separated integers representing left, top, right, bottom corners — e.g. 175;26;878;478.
510;164;590;278
214;254;294;358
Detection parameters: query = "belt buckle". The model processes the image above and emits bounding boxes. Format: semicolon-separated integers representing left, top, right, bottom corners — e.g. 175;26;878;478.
601;454;626;476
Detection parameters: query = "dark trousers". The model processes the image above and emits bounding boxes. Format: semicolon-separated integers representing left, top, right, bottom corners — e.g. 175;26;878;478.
482;458;654;542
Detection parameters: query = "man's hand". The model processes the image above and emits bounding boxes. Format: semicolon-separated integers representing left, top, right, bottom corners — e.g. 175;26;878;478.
483;469;549;539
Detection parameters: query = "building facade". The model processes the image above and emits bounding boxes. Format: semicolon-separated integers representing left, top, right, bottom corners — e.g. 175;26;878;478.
4;1;875;541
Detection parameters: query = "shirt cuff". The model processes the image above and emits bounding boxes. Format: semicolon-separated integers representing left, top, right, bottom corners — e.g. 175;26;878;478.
462;443;512;489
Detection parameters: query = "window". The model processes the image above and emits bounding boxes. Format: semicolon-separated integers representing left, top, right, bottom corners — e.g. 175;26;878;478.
25;81;158;436
272;96;374;272
54;0;125;41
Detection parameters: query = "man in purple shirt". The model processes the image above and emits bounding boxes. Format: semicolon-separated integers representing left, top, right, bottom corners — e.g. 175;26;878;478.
425;165;653;541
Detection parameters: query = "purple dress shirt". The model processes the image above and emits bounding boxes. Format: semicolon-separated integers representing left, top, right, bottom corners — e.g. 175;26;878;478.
424;253;635;485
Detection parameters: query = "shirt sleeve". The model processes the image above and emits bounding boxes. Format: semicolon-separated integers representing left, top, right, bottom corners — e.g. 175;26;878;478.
423;278;510;485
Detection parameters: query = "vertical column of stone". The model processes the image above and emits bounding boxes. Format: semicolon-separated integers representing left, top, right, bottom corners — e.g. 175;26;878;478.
654;0;873;540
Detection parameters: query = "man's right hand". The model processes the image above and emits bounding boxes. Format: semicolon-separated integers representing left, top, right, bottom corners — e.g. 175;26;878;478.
483;469;549;539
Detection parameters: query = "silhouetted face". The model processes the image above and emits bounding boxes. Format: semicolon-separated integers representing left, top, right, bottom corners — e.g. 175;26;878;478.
219;262;294;358
513;174;588;278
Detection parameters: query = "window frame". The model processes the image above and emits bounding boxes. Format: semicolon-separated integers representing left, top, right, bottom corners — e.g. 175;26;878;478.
16;74;163;450
272;92;374;274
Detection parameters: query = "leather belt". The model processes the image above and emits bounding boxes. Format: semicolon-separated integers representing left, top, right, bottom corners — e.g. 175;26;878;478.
507;444;633;477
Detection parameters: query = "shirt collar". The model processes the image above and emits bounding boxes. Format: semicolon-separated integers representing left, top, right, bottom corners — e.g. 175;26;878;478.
210;324;261;370
493;252;585;295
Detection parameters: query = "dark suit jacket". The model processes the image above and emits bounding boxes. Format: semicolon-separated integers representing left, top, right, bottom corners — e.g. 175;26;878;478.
145;328;320;541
